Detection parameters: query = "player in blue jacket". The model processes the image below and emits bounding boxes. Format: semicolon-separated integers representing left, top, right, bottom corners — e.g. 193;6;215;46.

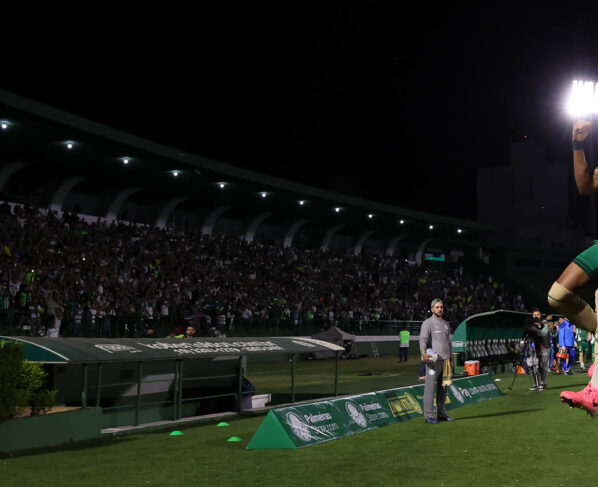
558;317;576;375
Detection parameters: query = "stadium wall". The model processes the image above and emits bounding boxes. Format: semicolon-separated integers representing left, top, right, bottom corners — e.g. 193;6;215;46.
0;407;103;453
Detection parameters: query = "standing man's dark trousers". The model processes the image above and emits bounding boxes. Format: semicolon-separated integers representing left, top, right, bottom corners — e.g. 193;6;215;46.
539;347;550;386
423;358;448;419
399;347;408;362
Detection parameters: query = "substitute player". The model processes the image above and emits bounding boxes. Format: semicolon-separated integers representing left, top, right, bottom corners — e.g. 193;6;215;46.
551;120;598;415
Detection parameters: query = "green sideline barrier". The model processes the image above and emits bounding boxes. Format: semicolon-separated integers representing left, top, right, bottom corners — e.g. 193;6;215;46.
329;392;396;433
0;407;103;453
246;374;501;450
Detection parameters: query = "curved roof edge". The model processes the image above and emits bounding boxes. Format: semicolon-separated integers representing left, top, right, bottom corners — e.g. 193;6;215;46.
0;336;344;363
0;88;497;233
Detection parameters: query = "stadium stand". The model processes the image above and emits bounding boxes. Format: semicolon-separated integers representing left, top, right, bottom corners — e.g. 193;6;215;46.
0;203;528;338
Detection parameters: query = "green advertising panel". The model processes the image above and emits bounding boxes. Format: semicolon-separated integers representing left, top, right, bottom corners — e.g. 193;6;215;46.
330;392;396;433
247;374;502;450
247;400;352;450
381;385;425;422
444;374;502;410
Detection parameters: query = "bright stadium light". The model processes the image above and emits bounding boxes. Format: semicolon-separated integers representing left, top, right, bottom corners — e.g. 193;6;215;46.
260;192;267;198
399;219;405;225
334;207;341;213
219;182;226;189
1;122;8;130
429;225;434;230
66;142;74;150
298;200;305;206
122;158;129;165
172;170;180;177
457;228;463;234
567;80;598;117
368;214;374;219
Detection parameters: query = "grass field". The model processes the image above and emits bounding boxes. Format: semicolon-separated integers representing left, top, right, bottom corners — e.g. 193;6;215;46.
2;357;596;486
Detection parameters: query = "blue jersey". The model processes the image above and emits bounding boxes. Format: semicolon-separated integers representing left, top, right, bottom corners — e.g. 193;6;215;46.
558;320;575;347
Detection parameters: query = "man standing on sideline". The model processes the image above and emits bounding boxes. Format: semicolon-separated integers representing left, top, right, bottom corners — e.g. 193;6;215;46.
420;298;454;424
525;308;551;390
558;316;576;375
398;327;410;362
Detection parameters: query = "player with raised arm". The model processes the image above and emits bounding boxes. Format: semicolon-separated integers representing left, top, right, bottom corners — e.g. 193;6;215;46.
549;120;598;414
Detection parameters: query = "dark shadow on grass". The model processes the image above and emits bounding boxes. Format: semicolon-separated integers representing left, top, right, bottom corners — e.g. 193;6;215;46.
0;435;136;459
454;408;543;420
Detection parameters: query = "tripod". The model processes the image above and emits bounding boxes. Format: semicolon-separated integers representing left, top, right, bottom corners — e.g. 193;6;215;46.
508;338;541;391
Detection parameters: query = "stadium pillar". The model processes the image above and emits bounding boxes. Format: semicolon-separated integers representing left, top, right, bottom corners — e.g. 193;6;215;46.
105;187;141;224
81;363;88;408
201;206;232;235
290;354;296;403
244;212;274;243
282;219;309;248
177;360;184;420
49;176;86;215
0;162;28;194
155;198;186;229
415;238;433;266
95;363;103;408
334;352;340;397
237;356;243;412
321;225;344;251
172;360;179;421
135;362;143;426
385;234;406;257
353;230;376;255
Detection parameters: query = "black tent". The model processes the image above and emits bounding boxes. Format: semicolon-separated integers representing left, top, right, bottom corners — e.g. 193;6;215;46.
311;327;357;359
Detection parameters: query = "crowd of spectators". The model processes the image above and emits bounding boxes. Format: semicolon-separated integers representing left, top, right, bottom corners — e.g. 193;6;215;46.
0;203;528;337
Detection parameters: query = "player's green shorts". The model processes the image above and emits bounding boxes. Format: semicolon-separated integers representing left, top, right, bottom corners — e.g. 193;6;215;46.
573;243;598;281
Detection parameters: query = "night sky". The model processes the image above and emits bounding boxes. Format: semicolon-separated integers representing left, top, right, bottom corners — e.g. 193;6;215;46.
5;4;598;220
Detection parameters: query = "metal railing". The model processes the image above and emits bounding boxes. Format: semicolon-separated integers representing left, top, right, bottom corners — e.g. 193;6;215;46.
0;311;423;338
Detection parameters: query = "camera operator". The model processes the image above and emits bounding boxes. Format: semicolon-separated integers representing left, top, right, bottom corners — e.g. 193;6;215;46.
525;308;550;390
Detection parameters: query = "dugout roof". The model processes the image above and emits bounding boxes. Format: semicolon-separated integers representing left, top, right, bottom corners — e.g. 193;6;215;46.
452;310;530;342
0;336;344;364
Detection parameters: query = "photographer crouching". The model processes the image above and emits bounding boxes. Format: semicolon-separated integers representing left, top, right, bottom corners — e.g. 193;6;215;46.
525;308;551;391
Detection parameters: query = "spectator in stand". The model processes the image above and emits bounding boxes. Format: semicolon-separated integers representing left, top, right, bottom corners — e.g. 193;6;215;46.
184;324;196;338
0;204;530;338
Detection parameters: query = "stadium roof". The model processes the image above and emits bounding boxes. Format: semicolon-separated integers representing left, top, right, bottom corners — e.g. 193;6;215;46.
0;336;344;364
0;88;497;241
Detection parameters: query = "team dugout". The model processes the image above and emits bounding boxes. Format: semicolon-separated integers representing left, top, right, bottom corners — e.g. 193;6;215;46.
1;336;344;429
451;310;532;374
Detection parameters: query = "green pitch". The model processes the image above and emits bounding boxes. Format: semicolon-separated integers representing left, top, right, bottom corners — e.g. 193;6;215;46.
1;358;595;486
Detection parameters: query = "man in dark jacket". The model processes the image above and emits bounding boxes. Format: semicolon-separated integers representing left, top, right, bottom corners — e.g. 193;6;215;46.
526;308;550;390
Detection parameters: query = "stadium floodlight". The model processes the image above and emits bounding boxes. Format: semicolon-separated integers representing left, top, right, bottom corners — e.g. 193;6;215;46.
368;214;373;219
172;170;180;177
1;121;8;130
298;200;305;206
457;228;463;234
218;182;226;189
399;219;405;224
122;158;129;165
566;80;598;117
429;225;434;230
334;207;341;213
65;142;74;150
260;192;267;198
